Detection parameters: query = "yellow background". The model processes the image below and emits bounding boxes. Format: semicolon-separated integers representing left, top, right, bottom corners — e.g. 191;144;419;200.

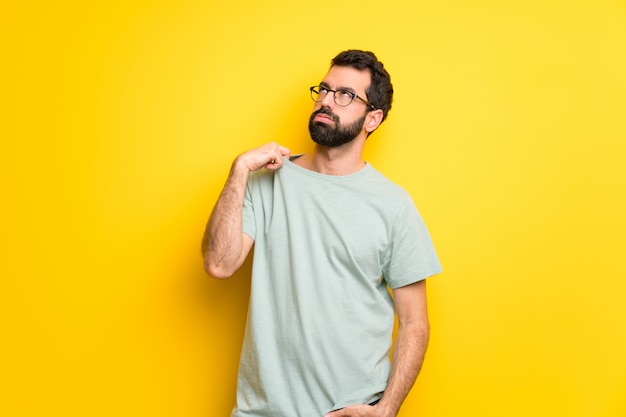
2;1;625;416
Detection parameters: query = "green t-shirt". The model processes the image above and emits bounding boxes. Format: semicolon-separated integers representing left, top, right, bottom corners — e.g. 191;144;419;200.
233;157;442;417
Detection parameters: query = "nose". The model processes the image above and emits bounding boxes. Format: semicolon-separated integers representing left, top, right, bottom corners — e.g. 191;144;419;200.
319;90;335;109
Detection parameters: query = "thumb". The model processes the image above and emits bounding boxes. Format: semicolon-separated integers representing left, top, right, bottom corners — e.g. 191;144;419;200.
279;145;291;159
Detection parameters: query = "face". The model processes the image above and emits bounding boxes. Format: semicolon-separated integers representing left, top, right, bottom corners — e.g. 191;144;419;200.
308;66;372;148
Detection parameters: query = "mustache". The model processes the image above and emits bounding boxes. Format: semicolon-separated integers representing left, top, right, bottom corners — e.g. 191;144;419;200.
312;107;340;125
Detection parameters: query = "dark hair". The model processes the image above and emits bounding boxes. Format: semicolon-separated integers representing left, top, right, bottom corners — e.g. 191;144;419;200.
331;49;394;123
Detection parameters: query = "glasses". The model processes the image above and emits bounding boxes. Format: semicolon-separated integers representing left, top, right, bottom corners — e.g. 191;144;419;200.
310;85;376;110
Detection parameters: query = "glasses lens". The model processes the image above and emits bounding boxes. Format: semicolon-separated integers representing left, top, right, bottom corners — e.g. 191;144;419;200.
334;90;354;107
310;86;322;102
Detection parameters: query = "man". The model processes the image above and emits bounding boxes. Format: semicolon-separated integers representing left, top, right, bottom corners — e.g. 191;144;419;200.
202;50;442;417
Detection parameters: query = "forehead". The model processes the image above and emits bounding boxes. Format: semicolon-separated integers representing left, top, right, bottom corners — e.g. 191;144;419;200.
321;65;371;93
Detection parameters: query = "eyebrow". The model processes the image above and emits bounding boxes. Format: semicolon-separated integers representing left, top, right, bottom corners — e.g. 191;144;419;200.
319;81;357;94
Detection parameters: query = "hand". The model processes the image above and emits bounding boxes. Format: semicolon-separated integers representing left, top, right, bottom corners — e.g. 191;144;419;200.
235;142;291;172
324;403;386;417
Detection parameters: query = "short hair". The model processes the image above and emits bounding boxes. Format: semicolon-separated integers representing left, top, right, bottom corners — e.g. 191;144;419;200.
331;49;394;123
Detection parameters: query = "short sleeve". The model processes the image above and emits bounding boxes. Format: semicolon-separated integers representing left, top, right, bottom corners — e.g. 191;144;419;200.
382;196;442;289
242;173;257;241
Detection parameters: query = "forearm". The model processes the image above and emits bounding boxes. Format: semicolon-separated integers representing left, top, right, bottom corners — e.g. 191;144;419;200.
202;142;290;278
377;319;429;417
202;160;249;278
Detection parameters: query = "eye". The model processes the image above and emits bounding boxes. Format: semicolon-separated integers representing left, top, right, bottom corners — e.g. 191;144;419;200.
319;86;330;94
338;90;354;99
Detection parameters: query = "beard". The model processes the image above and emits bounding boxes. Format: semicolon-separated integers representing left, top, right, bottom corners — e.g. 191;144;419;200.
308;108;367;148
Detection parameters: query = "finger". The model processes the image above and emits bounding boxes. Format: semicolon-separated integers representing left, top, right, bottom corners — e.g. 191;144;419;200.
278;145;291;158
265;157;282;170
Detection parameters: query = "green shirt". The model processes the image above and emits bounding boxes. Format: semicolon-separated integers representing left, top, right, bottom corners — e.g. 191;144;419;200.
234;157;442;417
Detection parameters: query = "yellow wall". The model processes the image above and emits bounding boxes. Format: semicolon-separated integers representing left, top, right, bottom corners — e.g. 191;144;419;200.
2;1;625;416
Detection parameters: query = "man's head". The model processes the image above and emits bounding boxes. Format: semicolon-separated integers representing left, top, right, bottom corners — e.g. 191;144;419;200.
331;50;393;122
308;50;393;148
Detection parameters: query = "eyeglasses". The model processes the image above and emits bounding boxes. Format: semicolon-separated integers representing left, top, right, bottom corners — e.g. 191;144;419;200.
309;85;376;110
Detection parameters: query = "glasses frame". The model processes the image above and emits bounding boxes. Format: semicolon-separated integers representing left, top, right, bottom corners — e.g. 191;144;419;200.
309;85;376;111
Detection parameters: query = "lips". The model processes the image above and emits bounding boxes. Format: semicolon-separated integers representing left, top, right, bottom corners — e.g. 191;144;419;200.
312;108;339;125
314;113;335;124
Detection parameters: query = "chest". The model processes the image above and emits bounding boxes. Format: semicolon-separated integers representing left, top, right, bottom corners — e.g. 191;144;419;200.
259;179;393;275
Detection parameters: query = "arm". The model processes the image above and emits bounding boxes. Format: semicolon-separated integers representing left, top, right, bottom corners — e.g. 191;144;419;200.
325;280;429;417
201;142;290;278
377;280;430;417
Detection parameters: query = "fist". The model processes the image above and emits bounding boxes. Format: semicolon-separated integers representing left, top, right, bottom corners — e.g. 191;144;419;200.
236;142;291;172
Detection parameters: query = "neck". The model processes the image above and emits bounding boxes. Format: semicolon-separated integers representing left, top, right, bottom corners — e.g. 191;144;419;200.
295;138;366;175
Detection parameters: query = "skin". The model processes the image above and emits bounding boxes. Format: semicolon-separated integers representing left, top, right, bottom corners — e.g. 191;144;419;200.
202;65;430;417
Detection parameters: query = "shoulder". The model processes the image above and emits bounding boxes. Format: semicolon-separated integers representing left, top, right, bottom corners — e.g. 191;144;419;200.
247;167;277;185
362;165;412;201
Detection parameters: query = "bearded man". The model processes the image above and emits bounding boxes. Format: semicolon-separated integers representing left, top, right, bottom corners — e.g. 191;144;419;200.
202;49;442;417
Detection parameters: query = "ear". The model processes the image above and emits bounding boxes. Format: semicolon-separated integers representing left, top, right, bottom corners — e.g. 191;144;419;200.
364;109;384;134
